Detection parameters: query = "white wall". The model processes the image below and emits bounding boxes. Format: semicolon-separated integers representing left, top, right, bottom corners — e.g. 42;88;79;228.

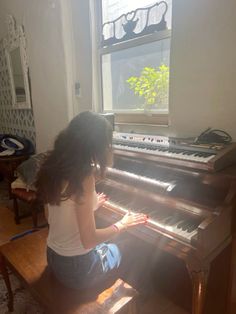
71;0;236;140
70;0;93;114
167;0;236;139
0;0;72;152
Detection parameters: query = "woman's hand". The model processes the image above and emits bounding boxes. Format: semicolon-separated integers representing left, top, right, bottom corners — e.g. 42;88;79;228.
96;192;108;209
114;212;148;232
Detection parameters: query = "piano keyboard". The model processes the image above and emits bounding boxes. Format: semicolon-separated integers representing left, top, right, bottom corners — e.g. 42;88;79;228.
114;142;215;163
112;132;236;171
103;200;200;244
113;132;215;164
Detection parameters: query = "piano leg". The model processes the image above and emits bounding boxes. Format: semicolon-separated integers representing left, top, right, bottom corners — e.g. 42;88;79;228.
186;265;209;314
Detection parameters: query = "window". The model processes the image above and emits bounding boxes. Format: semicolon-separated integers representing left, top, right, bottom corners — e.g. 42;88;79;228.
94;0;172;125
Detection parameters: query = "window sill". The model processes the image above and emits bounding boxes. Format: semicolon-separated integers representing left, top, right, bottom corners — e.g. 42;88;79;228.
113;112;169;127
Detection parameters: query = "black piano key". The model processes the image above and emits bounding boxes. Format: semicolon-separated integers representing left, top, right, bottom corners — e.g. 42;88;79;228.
177;220;187;229
181;221;192;231
187;222;199;233
149;145;158;150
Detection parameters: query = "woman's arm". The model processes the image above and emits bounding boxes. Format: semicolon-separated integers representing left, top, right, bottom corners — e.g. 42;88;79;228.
75;175;147;249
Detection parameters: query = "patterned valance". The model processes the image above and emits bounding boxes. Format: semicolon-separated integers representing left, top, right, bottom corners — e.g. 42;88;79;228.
102;1;169;47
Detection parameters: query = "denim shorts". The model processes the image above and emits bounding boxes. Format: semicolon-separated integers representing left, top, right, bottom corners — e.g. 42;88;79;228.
47;243;121;290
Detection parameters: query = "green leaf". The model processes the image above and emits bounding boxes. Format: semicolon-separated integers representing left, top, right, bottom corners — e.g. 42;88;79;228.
126;64;169;109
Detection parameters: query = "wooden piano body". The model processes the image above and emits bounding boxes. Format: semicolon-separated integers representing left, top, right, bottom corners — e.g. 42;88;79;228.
95;141;236;314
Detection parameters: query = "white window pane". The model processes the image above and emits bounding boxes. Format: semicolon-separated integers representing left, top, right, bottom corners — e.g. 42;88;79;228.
102;38;170;112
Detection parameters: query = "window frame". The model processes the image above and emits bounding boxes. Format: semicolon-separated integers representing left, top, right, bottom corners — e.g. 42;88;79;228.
92;0;171;126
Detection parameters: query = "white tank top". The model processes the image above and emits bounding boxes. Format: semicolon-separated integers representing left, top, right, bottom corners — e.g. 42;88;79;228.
47;192;98;256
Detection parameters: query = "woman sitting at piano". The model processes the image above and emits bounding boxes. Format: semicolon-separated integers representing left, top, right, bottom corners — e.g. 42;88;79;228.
36;111;147;290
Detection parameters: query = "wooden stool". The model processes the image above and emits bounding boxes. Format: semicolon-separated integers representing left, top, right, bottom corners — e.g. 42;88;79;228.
0;229;138;313
11;188;42;227
0;254;13;312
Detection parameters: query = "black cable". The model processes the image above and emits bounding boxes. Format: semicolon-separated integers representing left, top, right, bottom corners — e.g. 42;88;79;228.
195;128;232;144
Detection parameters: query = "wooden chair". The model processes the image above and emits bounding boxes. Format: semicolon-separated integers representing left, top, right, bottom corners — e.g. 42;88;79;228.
0;155;29;199
0;229;138;314
11;188;42;227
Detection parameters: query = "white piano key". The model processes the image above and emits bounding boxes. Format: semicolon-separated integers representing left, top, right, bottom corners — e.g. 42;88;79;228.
104;200;199;243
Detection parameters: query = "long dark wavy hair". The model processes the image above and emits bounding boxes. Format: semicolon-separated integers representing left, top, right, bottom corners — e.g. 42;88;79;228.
36;111;113;205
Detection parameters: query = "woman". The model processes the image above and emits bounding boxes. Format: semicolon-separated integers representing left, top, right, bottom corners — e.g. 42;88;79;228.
36;111;147;291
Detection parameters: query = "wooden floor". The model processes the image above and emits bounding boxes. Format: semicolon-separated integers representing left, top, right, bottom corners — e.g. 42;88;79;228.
0;205;46;246
0;191;46;246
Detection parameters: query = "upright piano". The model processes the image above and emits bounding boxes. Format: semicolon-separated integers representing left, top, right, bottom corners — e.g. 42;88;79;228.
96;132;236;314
